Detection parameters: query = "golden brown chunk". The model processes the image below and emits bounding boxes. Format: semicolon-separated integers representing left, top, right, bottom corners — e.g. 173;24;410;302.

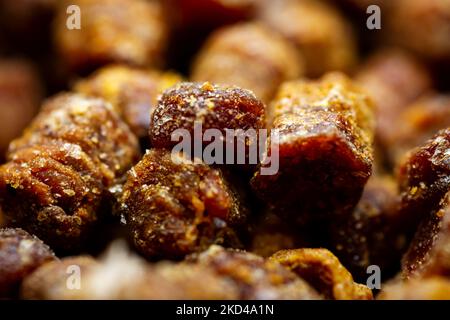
258;0;358;77
0;59;42;158
191;22;302;103
270;248;373;300
190;245;321;300
329;176;406;280
75;65;182;139
402;192;450;279
119;149;248;259
0;94;140;250
397;128;450;235
53;0;168;73
386;95;450;165
149;81;265;161
251;73;375;225
378;277;450;300
385;0;450;61
0;228;56;298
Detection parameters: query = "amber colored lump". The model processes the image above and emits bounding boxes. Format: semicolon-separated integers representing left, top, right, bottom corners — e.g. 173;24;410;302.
150;81;265;151
0;94;140;250
251;73;375;223
119;149;248;259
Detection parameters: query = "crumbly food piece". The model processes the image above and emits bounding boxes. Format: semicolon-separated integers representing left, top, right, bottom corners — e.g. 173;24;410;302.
53;0;168;73
75;65;182;138
386;95;450;165
119;149;248;259
0;59;42;158
149;81;265;157
270;248;373;300
0;228;56;298
251;73;375;225
397;128;450;235
258;0;358;77
385;0;450;61
190;245;321;300
402;192;450;279
191;22;302;103
0;93;140;250
378;277;450;300
355;49;432;162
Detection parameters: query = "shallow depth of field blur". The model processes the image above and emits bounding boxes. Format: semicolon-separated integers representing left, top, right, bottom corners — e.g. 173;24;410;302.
1;0;450;300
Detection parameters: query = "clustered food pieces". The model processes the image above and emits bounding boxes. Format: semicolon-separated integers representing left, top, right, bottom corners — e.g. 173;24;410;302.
0;94;140;250
20;242;372;300
1;0;450;301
